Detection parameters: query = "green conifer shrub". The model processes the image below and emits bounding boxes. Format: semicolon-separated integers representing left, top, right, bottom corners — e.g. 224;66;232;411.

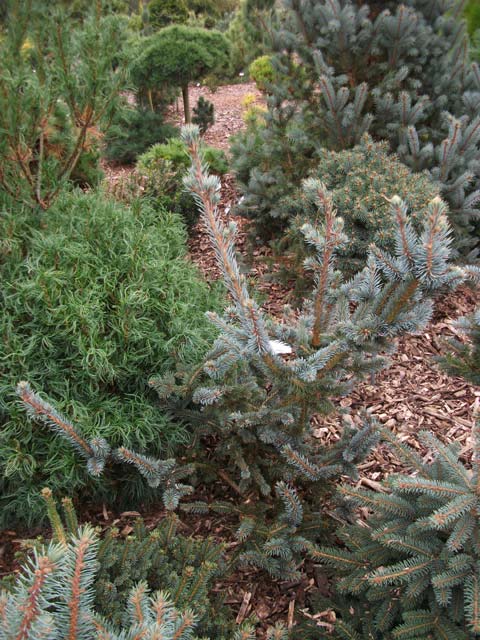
226;0;277;73
249;55;275;91
192;96;215;135
147;0;189;29
0;526;213;640
136;139;228;227
0;1;128;210
310;422;480;639
0;496;286;639
0;189;223;526
131;25;230;123
231;0;480;254
37;491;235;637
277;136;440;280
149;126;475;578
439;307;480;385
103;105;179;165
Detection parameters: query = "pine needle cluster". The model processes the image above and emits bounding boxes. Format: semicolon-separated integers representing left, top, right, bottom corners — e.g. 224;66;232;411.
0;0;128;210
38;491;234;637
0;527;206;640
1;493;287;639
310;422;480;639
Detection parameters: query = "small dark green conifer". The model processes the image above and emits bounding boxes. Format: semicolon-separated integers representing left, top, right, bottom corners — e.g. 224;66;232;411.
192;96;215;134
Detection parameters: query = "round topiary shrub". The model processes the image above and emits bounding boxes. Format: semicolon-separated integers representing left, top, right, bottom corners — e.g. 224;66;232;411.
0;189;223;526
131;25;230;123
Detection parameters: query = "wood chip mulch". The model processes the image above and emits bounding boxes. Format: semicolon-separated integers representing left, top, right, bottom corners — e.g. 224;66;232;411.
168;81;264;152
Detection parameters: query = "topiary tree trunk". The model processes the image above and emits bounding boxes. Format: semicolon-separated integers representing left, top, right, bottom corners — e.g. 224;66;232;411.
182;84;191;123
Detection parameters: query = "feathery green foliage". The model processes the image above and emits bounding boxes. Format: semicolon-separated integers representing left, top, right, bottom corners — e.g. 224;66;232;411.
232;0;480;254
151;125;474;577
311;423;480;638
0;190;223;525
0;0;128;210
465;0;480;37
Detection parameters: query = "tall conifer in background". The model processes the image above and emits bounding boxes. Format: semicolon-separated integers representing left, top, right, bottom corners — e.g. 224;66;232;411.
232;0;480;254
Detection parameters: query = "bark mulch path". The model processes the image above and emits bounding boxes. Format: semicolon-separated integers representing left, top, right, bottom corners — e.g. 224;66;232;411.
168;81;264;151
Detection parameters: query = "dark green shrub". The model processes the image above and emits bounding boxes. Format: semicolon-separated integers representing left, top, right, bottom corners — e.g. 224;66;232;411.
136;139;228;228
71;141;104;188
281;136;440;278
192;96;215;134
0;505;281;638
0;189;223;526
103;106;179;165
147;0;189;29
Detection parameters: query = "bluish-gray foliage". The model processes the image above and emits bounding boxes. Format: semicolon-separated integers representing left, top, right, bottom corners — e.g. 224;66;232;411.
232;0;480;255
151;125;476;578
